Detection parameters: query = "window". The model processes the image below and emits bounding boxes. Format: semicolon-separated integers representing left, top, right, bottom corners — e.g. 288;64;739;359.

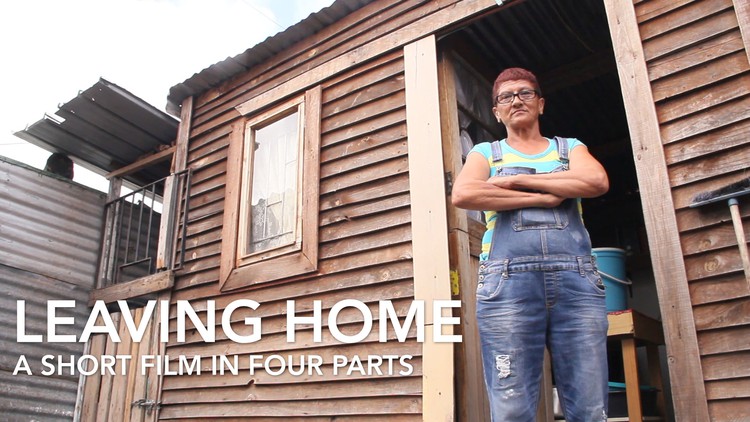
220;87;321;291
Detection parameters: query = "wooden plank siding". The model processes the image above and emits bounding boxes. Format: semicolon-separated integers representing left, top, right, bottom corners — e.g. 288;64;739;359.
159;37;430;416
634;0;750;419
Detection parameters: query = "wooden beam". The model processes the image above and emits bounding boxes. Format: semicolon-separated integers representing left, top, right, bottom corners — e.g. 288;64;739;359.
105;146;175;179
602;1;710;421
88;270;174;306
236;0;503;116
172;96;193;173
734;0;750;65
405;35;454;422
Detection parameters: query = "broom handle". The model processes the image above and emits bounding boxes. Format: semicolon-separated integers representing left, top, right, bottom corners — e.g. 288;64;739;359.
728;198;750;290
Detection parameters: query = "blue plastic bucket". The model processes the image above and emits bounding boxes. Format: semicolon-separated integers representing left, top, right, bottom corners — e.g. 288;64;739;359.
592;247;630;312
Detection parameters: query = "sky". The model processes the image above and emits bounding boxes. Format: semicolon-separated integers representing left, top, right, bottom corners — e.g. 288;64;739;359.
0;0;335;191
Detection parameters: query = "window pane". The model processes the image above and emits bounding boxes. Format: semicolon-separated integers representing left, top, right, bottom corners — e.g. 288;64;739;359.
247;111;300;254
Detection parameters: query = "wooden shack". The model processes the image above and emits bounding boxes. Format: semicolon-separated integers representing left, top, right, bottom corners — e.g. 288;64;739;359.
69;0;750;420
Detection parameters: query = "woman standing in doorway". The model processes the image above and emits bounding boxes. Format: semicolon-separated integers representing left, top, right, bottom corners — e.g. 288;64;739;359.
451;67;610;422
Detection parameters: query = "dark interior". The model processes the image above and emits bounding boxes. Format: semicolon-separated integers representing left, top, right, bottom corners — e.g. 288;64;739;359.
438;0;674;418
439;0;648;263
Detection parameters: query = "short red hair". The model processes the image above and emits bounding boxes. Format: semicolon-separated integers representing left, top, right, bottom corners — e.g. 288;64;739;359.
492;67;541;99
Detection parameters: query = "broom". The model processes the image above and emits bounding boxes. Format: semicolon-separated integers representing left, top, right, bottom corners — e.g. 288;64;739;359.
691;177;750;291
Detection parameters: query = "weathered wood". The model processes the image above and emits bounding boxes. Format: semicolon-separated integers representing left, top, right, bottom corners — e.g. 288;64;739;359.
160;357;422;391
681;220;750;256
643;9;739;62
668;142;750;187
317;242;413;275
320;192;410;226
162;377;422;404
705;378;750;400
89;270;174;306
188;124;232;153
322;91;406;134
189;173;226;198
159;417;421;422
320;138;408;179
649;31;744;83
638;0;732;41
322;109;406;148
405;34;454;421
735;0;750;65
184;213;223;239
671;166;750;210
685;246;749;281
322;75;405;121
159;394;422;419
319;207;411;242
320;223;412;259
690;272;750;305
107;145;175;179
657;70;749;126
320;173;410;211
172;96;193;174
320;124;407;164
95;313;119;422
652;51;749;104
217;122;244;287
186;185;224;212
701;351;750;380
80;320;107;421
698;326;750;355
635;0;693;24
603;1;710;420
320;156;409;193
185;200;223;224
187;142;228;169
323;54;405;104
189;159;226;185
173;269;220;292
708;399;750;422
173;259;413;305
235;0;499;116
693;298;750;331
180;240;221;264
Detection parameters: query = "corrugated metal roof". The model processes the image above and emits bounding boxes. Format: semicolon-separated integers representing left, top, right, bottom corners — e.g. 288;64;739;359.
166;0;376;116
15;78;178;186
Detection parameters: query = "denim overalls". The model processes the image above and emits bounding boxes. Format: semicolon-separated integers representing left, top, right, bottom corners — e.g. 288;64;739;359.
476;137;609;422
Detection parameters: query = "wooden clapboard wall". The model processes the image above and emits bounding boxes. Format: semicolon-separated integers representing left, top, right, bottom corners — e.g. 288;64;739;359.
156;1;459;418
635;0;750;419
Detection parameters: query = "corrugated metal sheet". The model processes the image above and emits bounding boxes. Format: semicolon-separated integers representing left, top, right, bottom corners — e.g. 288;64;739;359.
0;157;104;421
15;78;178;186
0;157;106;287
166;0;376;115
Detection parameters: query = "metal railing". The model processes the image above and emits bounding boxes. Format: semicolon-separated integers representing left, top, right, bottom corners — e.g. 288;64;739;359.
98;170;191;286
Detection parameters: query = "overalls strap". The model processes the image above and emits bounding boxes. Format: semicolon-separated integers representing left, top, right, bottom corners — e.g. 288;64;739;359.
554;136;570;170
491;140;503;163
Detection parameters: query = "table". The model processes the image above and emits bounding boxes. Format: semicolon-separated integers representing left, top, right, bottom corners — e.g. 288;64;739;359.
607;309;666;421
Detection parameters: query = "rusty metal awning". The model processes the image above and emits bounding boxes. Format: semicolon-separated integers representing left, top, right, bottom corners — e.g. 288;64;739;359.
15;78;179;186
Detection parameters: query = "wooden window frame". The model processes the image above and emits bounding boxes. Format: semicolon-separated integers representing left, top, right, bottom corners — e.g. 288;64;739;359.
220;86;321;291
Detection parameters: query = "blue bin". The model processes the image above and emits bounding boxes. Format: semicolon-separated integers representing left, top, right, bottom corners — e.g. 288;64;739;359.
592;247;630;312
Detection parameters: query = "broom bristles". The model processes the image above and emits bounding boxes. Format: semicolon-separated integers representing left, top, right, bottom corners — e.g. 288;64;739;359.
692;177;750;206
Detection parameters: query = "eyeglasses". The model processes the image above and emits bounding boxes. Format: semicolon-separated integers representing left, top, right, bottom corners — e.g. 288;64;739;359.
495;89;540;105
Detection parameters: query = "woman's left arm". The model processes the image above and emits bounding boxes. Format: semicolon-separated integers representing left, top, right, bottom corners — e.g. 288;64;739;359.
490;145;609;198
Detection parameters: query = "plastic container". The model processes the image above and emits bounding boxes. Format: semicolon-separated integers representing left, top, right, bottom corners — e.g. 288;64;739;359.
592;247;631;312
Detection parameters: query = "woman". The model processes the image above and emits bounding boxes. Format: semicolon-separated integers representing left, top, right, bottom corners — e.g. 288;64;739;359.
452;67;610;422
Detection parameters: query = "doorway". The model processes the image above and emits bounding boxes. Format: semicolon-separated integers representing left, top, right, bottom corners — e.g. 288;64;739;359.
436;0;672;420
